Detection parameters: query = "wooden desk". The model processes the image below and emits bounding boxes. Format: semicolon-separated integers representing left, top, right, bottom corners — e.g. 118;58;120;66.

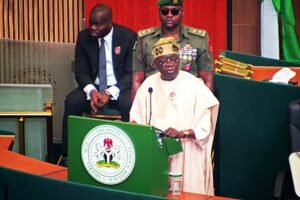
0;136;237;200
0;135;15;150
252;66;300;86
0;149;66;181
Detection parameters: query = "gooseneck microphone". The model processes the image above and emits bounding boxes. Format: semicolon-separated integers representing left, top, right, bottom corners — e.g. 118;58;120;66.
148;87;153;125
147;87;164;140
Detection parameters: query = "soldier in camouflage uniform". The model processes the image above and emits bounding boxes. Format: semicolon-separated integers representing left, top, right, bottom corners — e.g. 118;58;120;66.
132;0;214;99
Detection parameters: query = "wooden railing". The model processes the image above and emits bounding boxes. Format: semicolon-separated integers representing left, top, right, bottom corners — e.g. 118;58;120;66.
0;0;84;43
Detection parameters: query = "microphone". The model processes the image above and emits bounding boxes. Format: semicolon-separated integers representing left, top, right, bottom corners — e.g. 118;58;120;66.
148;87;153;94
148;87;153;125
147;87;165;144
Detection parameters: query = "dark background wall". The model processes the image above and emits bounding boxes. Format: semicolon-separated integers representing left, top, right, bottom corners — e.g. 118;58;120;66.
231;0;300;57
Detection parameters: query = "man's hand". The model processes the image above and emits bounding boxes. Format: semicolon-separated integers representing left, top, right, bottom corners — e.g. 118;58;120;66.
199;71;214;92
165;127;185;138
90;90;110;114
165;127;195;139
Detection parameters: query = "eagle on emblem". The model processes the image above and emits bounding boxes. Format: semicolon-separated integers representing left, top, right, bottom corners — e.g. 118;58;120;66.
95;138;121;168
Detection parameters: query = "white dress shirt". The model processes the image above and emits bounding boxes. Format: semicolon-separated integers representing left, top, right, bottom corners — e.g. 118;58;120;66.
83;27;120;100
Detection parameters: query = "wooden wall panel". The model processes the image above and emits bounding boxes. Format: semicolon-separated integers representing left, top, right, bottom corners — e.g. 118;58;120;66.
34;0;38;41
0;0;3;38
73;0;78;42
0;0;84;43
19;1;24;40
39;0;44;41
58;0;63;42
24;0;28;40
13;0;19;40
49;0;53;42
9;0;14;38
29;0;34;40
63;0;68;42
78;0;83;31
233;25;260;56
69;0;74;43
44;0;48;41
232;0;260;55
3;0;8;38
54;0;58;42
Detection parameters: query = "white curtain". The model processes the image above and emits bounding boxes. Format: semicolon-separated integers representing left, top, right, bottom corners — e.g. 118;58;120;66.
261;0;279;59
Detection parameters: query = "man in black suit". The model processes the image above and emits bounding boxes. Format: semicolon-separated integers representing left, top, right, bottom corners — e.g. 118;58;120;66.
60;4;137;160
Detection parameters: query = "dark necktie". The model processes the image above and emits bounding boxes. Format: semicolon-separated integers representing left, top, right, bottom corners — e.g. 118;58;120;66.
98;38;107;91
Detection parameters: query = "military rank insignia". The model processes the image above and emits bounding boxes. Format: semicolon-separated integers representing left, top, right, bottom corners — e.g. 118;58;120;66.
179;44;197;71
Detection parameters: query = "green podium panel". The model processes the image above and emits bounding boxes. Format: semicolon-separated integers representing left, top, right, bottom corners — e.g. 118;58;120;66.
68;116;182;197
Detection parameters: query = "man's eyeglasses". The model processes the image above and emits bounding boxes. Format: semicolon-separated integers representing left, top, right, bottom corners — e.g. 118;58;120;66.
155;56;180;66
160;9;181;16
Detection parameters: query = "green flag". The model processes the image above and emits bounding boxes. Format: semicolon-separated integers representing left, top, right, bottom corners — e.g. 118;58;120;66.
272;0;300;63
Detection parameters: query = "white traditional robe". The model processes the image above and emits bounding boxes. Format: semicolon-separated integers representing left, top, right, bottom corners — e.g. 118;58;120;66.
130;71;219;195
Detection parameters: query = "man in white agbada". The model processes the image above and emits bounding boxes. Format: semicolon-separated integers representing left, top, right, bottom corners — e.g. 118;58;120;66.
130;37;219;195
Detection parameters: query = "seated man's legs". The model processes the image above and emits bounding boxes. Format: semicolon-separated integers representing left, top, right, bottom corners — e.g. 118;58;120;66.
61;88;90;156
117;89;131;122
61;88;131;158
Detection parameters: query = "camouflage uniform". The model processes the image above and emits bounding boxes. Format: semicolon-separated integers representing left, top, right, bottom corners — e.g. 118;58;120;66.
133;25;213;77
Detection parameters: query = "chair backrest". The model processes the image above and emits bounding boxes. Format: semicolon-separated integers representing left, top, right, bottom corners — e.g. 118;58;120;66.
82;112;122;121
289;152;300;197
289;99;300;153
82;107;122;121
289;99;300;198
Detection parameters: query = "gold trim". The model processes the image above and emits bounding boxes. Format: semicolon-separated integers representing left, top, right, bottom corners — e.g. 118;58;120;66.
0;111;52;117
44;102;53;112
82;113;122;120
0;135;15;138
215;56;253;70
215;55;254;79
18;117;24;122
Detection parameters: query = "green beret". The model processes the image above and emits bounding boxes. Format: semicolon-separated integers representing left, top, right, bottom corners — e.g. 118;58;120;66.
157;0;183;6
